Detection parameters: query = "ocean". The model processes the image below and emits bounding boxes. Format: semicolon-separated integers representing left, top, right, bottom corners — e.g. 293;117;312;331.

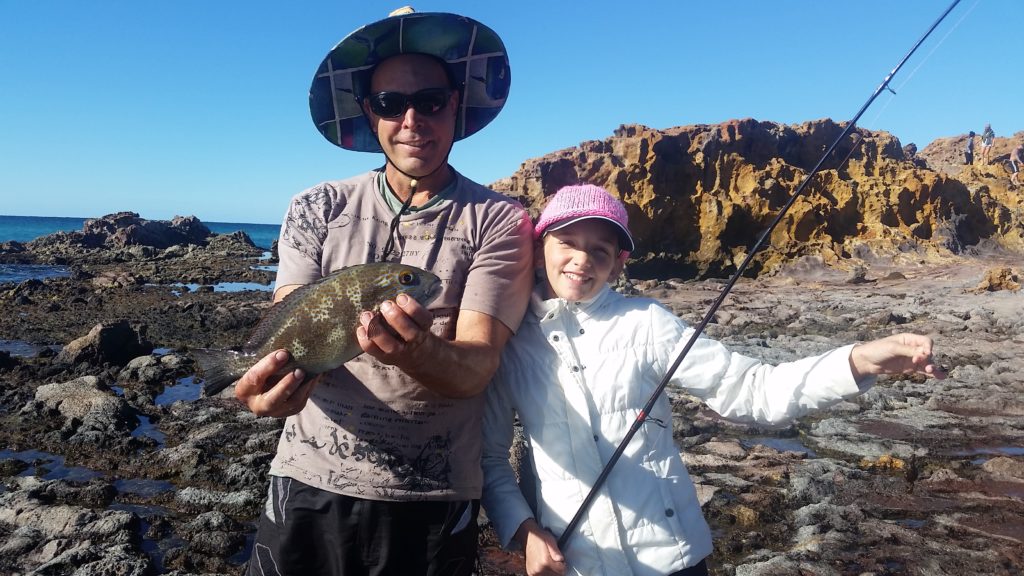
0;215;280;249
0;215;280;285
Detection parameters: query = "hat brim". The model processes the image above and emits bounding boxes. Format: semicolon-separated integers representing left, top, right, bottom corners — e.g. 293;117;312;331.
545;216;636;253
309;12;511;152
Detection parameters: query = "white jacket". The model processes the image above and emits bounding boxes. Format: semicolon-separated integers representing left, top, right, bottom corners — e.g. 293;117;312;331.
482;285;869;576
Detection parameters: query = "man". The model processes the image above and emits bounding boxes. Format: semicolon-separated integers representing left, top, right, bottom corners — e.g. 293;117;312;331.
1010;141;1022;188
237;9;533;575
965;130;975;165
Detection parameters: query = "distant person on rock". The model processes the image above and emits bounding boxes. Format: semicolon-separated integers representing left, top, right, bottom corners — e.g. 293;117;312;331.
980;123;995;165
481;184;948;576
231;9;532;576
965;130;975;165
1010;142;1022;188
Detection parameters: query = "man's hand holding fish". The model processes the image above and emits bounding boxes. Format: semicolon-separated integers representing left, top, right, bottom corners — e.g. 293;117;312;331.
234;349;320;418
358;294;514;399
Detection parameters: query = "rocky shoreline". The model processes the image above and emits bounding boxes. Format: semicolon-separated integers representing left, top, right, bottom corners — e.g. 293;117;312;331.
3;115;1024;575
655;254;1024;575
0;213;276;574
1;214;1021;575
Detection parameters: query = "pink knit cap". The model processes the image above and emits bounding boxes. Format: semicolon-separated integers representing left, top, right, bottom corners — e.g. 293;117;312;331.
534;184;635;252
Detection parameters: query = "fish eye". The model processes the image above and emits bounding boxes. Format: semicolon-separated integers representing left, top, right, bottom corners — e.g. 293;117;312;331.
398;270;417;285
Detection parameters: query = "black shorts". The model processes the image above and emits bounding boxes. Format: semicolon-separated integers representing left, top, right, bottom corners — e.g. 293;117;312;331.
1011;160;1020;174
246;476;479;576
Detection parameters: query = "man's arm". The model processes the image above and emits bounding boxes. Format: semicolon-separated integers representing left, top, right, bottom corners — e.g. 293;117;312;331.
356;295;512;398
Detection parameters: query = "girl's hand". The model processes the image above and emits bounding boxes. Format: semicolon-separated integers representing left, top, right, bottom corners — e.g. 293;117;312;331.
850;333;947;381
515;518;566;576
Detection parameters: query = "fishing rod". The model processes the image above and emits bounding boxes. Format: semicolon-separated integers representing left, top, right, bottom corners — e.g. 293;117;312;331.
557;0;963;550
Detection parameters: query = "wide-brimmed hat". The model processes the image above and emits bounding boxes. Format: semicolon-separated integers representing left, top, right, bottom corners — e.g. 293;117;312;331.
535;184;635;253
309;8;511;153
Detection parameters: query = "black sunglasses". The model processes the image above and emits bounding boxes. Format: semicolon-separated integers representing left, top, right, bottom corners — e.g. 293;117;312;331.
365;88;452;118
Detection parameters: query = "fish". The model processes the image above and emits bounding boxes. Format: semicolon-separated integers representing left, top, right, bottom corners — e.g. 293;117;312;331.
192;262;442;397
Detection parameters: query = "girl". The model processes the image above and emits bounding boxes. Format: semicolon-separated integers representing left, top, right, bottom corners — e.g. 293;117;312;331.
481;184;945;576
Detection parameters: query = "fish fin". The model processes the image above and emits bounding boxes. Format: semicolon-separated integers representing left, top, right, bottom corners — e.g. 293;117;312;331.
192;348;252;397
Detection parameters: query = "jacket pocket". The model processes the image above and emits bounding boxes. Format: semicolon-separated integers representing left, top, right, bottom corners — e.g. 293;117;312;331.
657;475;687;539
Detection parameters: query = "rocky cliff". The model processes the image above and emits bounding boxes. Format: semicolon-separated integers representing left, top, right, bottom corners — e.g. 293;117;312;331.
493;119;1023;280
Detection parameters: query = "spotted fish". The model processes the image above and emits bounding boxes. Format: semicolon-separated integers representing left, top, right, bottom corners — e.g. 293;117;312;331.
193;263;442;396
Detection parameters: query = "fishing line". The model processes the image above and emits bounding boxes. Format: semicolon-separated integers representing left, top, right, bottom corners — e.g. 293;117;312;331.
865;0;980;129
556;0;964;551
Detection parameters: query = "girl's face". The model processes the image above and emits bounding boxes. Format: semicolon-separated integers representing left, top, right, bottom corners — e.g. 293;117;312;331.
538;219;626;302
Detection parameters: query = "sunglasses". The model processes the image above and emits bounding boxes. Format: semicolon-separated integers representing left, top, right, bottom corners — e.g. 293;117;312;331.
365;88;452;118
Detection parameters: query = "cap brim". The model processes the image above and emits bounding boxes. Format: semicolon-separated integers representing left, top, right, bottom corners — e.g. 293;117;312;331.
546;216;635;252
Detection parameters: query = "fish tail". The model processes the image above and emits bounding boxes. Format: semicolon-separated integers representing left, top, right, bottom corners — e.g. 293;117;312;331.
191;349;254;397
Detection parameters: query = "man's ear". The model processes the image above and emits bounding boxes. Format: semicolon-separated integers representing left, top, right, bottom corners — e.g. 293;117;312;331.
449;89;460;120
361;99;377;133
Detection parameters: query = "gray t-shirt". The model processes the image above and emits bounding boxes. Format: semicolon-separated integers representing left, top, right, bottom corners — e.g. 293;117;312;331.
270;169;533;501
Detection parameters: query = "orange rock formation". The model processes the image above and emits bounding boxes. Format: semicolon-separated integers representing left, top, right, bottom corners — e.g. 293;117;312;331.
493;119;1023;279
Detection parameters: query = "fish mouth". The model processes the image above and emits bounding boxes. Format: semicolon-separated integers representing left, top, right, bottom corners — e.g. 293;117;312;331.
423;280;443;305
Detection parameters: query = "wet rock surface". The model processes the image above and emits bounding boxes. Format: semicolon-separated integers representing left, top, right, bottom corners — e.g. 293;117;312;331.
0;211;273;351
667;256;1024;575
3;251;1022;575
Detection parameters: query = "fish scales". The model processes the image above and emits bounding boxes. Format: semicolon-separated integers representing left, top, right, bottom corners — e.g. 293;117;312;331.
262;266;403;370
193;263;442;396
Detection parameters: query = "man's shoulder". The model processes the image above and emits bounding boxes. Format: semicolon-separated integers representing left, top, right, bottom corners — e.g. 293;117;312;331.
453;172;525;208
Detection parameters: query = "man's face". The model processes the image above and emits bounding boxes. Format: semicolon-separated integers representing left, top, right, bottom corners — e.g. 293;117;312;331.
363;54;458;180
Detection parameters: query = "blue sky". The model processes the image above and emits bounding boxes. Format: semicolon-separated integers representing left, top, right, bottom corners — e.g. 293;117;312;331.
1;0;1019;224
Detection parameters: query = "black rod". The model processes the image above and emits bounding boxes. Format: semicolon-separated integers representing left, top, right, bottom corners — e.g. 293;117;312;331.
557;0;963;550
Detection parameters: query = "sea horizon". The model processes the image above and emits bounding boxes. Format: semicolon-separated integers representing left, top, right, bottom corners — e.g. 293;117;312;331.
0;213;280;226
0;214;280;250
